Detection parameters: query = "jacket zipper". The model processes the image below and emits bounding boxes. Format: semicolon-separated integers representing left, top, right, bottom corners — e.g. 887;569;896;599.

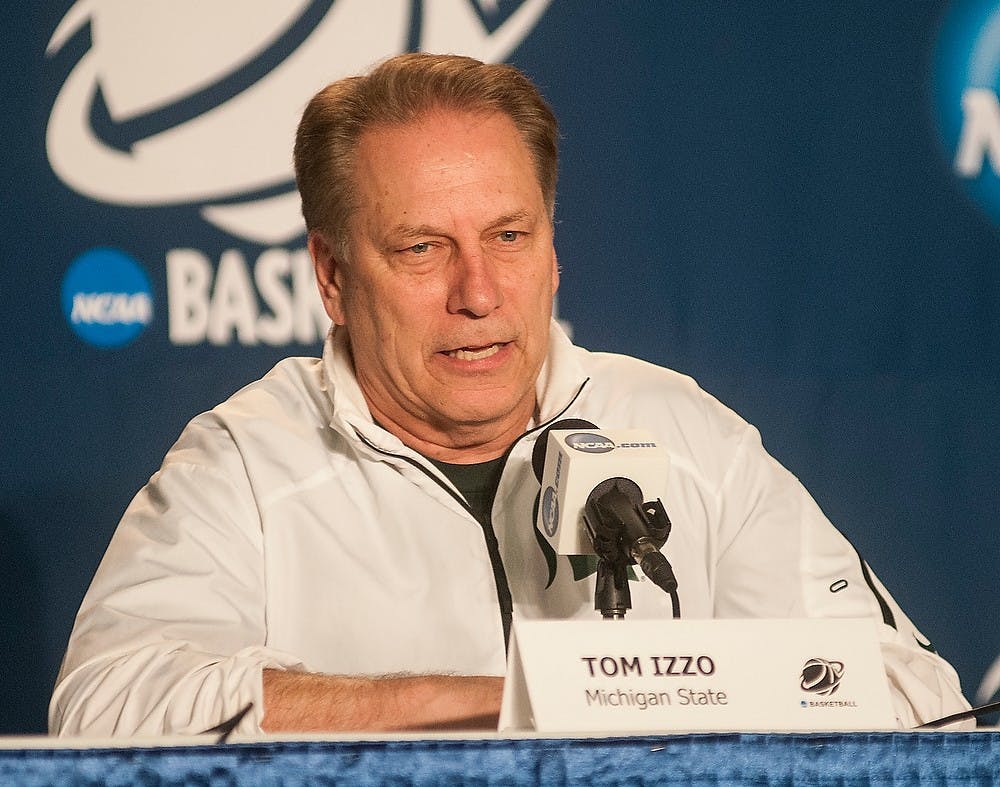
350;378;590;652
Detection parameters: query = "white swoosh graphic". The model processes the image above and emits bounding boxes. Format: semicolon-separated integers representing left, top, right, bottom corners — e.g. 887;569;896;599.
47;0;409;204
47;0;553;244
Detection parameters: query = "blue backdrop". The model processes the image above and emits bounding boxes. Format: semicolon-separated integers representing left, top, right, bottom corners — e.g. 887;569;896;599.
2;1;998;733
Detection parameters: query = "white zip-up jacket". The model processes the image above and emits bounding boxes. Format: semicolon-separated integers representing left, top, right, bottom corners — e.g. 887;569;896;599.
50;323;970;736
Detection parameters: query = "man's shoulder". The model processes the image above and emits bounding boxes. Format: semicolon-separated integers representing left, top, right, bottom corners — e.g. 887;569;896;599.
575;347;751;450
167;355;331;460
580;348;713;405
213;355;327;421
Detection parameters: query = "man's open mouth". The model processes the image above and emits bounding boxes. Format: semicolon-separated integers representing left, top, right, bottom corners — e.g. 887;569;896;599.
444;343;504;361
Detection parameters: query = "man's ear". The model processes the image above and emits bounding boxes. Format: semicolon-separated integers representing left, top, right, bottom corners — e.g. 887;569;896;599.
309;230;347;325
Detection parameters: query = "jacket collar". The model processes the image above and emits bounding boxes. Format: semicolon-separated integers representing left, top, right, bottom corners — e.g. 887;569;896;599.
320;325;390;447
533;320;590;425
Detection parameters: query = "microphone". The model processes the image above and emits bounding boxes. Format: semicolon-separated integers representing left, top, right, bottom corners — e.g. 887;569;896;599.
531;418;597;482
533;419;678;618
585;477;677;595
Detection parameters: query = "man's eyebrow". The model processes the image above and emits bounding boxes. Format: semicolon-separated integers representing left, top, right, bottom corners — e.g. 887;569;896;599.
485;211;533;230
388;223;439;240
387;212;536;240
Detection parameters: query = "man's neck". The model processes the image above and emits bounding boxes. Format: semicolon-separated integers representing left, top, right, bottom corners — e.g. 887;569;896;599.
366;402;534;464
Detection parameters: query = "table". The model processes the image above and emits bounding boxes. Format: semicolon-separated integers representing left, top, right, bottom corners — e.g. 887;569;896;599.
1;731;998;785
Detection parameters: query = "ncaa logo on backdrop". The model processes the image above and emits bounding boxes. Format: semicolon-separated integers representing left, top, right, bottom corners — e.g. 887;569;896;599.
935;0;1000;226
61;248;153;348
46;0;553;348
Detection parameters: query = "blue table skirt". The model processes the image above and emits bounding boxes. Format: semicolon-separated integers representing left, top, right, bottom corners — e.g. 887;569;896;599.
1;731;998;785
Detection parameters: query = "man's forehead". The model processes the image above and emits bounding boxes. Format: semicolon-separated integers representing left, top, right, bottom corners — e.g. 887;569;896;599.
351;111;539;203
342;107;549;243
356;107;526;160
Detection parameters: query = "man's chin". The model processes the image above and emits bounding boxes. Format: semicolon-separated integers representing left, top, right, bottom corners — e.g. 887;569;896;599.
434;406;517;431
428;395;532;437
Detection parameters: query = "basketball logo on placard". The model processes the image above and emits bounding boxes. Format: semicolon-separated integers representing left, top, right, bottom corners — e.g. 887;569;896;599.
799;658;844;696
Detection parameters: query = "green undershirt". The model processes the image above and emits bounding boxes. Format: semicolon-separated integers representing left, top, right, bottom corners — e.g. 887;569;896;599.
427;455;505;528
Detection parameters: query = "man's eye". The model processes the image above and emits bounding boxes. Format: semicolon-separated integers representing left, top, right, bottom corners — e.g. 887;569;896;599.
498;231;522;242
407;242;431;254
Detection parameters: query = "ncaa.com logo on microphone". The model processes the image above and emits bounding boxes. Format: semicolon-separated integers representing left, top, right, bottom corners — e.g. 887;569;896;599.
45;0;553;349
565;433;661;453
565;433;617;453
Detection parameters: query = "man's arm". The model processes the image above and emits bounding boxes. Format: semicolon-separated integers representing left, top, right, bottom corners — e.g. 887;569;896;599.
261;670;503;732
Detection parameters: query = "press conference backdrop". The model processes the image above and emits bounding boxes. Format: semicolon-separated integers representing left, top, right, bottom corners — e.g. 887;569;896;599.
3;2;999;734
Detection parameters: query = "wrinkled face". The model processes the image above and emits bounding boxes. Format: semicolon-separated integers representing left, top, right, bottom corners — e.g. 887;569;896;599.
311;108;559;452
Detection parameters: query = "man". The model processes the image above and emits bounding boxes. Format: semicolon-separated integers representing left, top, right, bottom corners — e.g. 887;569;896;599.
50;53;970;736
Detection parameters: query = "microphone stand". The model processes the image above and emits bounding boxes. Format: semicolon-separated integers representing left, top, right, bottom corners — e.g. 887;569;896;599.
584;477;678;619
593;556;632;620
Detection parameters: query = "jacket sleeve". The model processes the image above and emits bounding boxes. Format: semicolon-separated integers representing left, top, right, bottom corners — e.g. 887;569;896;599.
710;424;972;729
49;417;305;737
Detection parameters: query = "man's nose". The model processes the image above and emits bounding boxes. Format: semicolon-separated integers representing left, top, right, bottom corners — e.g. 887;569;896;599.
447;247;503;317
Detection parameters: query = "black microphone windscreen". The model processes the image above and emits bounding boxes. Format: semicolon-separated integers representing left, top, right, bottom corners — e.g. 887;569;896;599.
531;418;598;482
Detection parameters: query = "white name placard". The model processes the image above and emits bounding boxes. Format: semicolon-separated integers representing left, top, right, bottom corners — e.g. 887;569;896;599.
499;618;896;733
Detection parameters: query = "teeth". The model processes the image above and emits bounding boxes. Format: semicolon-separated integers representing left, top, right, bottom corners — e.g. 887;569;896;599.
449;343;501;361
